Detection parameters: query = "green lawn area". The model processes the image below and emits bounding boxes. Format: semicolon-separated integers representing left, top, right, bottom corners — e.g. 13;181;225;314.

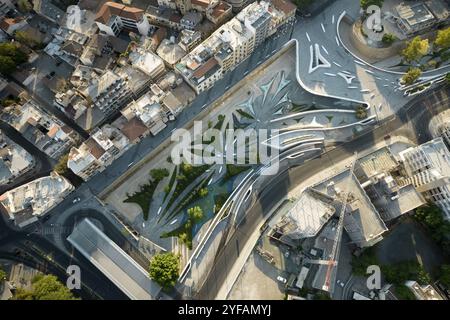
124;169;169;220
162;163;210;218
222;164;252;183
236;109;255;120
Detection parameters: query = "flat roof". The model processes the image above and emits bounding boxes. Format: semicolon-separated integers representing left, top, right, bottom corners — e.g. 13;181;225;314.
67;218;161;300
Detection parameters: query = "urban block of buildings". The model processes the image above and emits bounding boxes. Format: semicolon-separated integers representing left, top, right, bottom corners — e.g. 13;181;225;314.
0;100;78;159
175;0;295;93
67;124;129;181
0;173;74;228
399;137;450;220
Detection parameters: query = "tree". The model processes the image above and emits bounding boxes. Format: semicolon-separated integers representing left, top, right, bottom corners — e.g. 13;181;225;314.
12;274;78;300
54;153;70;177
293;0;313;10
150;168;169;181
149;253;180;290
382;33;396;45
0;267;7;284
439;265;450;288
198;188;208;198
14;31;39;48
0;56;17;76
446;73;450;86
401;36;429;63
435;27;450;49
355;105;368;120
401;68;422;85
17;0;32;13
187;206;203;222
0;42;28;76
360;0;384;10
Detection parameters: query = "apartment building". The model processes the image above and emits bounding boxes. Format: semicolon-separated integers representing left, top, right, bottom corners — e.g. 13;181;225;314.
175;1;289;94
95;1;151;37
79;70;132;115
67;125;129;181
399;138;450;220
0;173;74;228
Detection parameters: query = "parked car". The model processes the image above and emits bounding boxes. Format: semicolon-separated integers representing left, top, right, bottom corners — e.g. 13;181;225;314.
277;276;287;284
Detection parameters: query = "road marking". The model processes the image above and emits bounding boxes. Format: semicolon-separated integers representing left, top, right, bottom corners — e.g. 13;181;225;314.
157;207;162;215
364;69;375;75
335;36;340;46
348;86;358;89
207;179;213;186
170;219;178;225
333;61;342;67
332;15;335;24
354;60;365;66
219;166;223;174
321;45;329;55
306;32;311;42
324;72;336;77
321;23;326;33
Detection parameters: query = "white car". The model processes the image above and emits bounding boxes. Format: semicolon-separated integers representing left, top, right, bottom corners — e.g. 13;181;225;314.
277;276;287;284
72;197;81;204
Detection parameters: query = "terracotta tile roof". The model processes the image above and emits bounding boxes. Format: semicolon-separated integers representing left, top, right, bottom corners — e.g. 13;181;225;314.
152;27;167;45
271;0;296;15
47;124;60;138
95;1;144;25
211;1;231;19
192;0;211;8
85;137;105;159
120;117;148;142
0;17;23;31
193;57;219;79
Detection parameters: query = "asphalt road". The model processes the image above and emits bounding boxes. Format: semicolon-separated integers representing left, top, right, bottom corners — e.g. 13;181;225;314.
195;85;449;299
0;204;128;300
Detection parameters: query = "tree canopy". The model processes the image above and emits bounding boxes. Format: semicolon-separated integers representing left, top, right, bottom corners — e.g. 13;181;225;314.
0;267;6;284
149;253;180;290
0;42;27;76
360;0;384;10
435;27;450;49
401;36;429;63
12;274;78;300
188;206;203;222
293;0;312;10
402;68;422;85
150;168;170;181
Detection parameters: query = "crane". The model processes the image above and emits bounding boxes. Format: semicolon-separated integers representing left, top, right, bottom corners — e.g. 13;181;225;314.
323;152;358;292
305;152;358;293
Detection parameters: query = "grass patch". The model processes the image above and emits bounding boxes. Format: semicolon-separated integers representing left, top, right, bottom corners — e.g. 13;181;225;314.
162;163;210;218
124;169;169;220
222;164;251;183
214;114;226;130
163;167;178;202
393;284;416;300
326;115;334;123
214;192;232;214
236;109;255;120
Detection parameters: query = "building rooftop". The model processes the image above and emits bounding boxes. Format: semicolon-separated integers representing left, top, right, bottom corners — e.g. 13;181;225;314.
0;174;73;224
396;2;435;27
67;218;161;300
95;1;144;24
157;39;186;65
312;169;388;248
